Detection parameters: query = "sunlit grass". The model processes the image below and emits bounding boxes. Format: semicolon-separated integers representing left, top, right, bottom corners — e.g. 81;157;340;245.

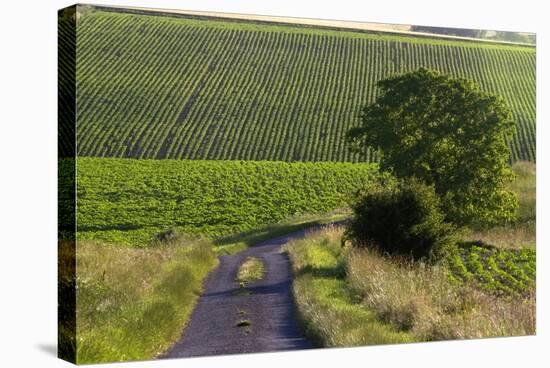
465;222;535;249
348;245;535;340
284;226;414;347
286;226;535;347
214;209;351;255
69;238;218;364
236;257;265;285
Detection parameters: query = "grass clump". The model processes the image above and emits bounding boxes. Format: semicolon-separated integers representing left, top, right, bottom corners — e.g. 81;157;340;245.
236;257;265;286
71;237;218;364
235;319;252;327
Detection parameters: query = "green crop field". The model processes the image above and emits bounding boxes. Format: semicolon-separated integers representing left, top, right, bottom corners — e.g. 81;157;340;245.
447;243;536;296
59;8;535;162
66;158;379;245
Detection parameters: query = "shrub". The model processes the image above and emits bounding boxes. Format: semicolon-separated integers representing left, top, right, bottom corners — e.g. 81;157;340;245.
345;179;456;260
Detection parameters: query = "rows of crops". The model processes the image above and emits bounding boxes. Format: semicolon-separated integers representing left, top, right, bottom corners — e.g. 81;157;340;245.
63;10;536;162
58;11;75;158
447;244;536;296
70;158;379;245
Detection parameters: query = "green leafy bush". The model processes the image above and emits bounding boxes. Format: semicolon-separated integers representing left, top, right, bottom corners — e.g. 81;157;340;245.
346;179;456;260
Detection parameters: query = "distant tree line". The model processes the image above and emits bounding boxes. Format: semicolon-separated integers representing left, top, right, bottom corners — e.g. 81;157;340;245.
411;25;535;44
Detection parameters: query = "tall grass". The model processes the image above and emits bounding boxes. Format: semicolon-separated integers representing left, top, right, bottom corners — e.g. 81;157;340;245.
465;161;535;248
69;238;218;364
58;241;76;362
509;161;536;223
347;247;535;340
284;226;414;347
286;227;535;347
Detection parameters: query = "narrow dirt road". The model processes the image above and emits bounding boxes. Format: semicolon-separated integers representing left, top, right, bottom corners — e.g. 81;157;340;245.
162;227;320;359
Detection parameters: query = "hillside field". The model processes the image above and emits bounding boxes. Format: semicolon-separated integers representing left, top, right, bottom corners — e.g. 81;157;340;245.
59;9;535;162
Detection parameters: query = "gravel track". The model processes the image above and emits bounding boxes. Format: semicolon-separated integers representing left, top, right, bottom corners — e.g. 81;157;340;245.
162;228;319;359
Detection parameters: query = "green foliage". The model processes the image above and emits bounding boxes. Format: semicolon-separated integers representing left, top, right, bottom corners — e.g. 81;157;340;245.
346;179;456;260
62;11;535;162
73;158;379;245
347;68;519;227
446;243;536;297
509;161;536;224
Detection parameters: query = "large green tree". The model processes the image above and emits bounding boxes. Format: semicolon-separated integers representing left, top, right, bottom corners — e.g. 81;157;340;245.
347;68;518;227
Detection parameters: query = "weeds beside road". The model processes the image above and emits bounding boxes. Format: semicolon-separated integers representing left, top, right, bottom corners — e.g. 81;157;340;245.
285;226;535;346
60;238;217;364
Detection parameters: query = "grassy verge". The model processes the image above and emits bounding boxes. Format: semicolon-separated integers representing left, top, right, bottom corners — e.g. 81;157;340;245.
348;243;535;340
285;226;535;347
65;238;218;364
283;226;414;347
236;257;265;286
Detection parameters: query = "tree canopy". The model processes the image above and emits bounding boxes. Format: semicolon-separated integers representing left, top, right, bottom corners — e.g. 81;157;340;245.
347;68;518;227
